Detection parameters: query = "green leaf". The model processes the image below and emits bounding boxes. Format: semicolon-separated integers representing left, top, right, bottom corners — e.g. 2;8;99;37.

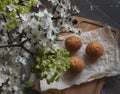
6;23;15;31
24;81;34;87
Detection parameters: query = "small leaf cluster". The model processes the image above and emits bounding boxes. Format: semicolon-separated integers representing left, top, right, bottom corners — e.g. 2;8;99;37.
0;0;37;30
33;46;70;84
24;81;34;87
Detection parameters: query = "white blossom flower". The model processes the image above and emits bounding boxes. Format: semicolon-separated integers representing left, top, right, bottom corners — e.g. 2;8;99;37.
20;14;28;21
24;42;32;50
73;6;80;13
48;0;59;5
35;11;44;17
36;0;42;7
15;56;27;65
0;78;5;86
14;90;23;94
18;23;28;33
1;22;5;26
28;18;39;29
8;86;13;91
7;5;16;12
13;86;19;91
22;74;26;81
63;24;82;34
0;35;8;45
8;81;11;85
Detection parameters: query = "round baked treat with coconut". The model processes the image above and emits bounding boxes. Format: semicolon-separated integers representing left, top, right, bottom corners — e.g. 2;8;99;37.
86;41;104;58
65;36;82;52
70;56;85;73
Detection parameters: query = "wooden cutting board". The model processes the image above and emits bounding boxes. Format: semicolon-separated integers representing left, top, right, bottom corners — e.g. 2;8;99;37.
40;16;118;94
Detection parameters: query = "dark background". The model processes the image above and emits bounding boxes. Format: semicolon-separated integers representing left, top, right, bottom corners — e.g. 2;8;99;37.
40;0;120;29
71;0;120;30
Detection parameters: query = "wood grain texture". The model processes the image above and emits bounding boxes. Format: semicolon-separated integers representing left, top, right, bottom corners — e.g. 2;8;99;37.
61;78;105;94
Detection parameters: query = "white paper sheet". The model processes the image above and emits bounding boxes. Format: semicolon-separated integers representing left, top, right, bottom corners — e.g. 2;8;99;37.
40;27;120;91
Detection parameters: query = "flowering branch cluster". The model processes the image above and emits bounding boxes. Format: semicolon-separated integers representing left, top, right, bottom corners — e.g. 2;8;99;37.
0;0;80;93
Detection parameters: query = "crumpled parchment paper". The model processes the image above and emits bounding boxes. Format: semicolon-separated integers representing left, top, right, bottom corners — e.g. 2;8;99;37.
40;27;120;91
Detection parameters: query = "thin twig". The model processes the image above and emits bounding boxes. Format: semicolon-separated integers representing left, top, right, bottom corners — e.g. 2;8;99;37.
16;10;22;23
1;14;7;22
0;38;28;48
20;45;34;55
0;43;34;55
1;14;12;43
52;17;61;20
20;39;30;45
52;4;59;14
20;39;34;55
0;44;19;48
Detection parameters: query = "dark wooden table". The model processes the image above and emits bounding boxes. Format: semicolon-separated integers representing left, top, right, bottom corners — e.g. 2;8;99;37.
35;1;120;94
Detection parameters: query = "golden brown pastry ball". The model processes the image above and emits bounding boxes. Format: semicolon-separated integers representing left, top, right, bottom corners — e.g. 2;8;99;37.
70;56;85;73
86;41;104;58
65;36;82;52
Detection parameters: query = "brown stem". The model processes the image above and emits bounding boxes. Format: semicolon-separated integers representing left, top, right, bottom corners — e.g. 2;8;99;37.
52;4;59;14
1;14;7;22
16;10;22;23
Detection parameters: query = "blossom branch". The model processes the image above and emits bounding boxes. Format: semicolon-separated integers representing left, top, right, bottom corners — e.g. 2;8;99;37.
0;39;34;55
20;45;34;55
52;4;59;14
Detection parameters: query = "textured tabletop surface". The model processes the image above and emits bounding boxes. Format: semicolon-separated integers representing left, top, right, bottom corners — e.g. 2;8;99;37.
71;0;120;29
39;0;120;94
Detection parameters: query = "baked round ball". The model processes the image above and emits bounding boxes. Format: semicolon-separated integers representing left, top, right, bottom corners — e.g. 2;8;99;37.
70;56;85;73
65;36;82;52
86;41;104;58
